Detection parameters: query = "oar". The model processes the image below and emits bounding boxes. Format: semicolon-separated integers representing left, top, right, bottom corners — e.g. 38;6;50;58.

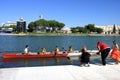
62;47;67;51
62;47;67;53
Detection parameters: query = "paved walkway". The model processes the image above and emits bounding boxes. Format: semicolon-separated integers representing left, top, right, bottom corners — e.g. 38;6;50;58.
0;64;120;80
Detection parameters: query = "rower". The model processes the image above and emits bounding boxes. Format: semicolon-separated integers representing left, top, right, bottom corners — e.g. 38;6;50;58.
41;48;46;54
23;45;31;55
68;46;74;53
55;46;60;55
38;48;46;54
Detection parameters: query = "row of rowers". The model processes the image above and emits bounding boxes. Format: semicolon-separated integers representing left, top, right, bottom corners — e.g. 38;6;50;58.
24;45;74;55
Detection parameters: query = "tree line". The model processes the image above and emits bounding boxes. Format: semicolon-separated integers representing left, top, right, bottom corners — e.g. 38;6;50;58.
0;19;104;34
71;24;103;34
28;20;103;34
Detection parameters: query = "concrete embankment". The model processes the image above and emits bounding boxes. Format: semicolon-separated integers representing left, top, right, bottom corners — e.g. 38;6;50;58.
0;64;120;80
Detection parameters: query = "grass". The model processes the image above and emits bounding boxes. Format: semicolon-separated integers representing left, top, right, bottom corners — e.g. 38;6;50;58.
0;32;120;36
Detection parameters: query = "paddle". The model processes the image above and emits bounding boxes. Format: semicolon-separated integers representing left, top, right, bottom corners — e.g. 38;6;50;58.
62;47;67;53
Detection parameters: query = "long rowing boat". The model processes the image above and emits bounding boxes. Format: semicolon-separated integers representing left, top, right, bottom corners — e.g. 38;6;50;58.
2;53;68;59
1;50;99;59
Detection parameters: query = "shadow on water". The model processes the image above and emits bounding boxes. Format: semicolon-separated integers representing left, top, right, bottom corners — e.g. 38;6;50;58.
0;57;73;68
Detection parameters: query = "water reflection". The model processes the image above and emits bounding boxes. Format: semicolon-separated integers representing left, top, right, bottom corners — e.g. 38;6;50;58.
2;57;72;68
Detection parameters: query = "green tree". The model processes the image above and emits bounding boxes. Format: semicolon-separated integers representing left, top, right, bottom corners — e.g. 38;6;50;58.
35;19;45;31
48;20;57;32
79;27;88;33
48;20;61;32
57;22;65;30
28;19;65;32
28;22;36;32
113;24;116;34
85;24;95;32
71;27;79;33
71;25;103;34
95;28;103;34
71;27;76;33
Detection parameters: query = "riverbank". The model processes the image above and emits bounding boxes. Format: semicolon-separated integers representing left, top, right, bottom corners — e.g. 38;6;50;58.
0;33;120;36
0;64;120;80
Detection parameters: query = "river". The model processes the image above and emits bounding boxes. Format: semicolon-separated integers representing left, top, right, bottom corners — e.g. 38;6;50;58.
0;35;120;53
0;35;119;68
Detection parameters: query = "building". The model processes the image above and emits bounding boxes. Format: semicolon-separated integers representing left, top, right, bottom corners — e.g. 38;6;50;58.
61;27;71;34
2;21;17;27
17;18;26;32
95;25;120;34
1;28;13;33
1;21;16;33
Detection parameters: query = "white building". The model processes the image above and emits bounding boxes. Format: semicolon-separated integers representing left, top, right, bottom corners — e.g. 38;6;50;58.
2;21;17;27
61;27;71;34
1;21;16;33
1;28;13;32
95;25;120;34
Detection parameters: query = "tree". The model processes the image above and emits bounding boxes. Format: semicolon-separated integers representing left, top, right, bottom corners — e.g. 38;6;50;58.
57;22;65;30
113;24;116;34
71;25;103;34
28;22;36;32
85;24;95;32
47;20;65;32
71;26;82;33
95;28;103;34
71;27;78;33
79;27;88;33
28;19;65;32
48;20;56;32
36;19;48;31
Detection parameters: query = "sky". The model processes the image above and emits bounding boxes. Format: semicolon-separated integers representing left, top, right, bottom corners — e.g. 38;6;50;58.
0;0;120;27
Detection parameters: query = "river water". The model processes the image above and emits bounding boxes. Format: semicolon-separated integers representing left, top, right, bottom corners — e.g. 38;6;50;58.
0;35;119;68
0;36;120;53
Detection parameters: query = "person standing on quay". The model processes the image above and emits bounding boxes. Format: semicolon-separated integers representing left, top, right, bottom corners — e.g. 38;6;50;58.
110;40;120;64
96;42;111;65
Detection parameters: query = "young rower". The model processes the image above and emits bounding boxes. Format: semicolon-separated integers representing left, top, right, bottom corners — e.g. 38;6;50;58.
37;48;46;54
68;46;74;53
24;45;31;55
55;46;60;55
41;48;46;54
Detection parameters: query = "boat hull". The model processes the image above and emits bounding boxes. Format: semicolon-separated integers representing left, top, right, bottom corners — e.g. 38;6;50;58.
3;53;68;59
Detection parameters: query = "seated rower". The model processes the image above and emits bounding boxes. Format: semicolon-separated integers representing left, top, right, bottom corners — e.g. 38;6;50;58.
55;46;60;54
23;45;31;55
68;46;74;53
41;48;46;54
38;48;46;54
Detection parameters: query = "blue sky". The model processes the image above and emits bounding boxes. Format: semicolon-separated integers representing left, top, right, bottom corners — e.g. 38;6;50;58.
0;0;120;27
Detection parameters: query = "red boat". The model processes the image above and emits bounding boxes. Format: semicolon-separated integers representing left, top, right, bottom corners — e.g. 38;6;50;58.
2;53;69;59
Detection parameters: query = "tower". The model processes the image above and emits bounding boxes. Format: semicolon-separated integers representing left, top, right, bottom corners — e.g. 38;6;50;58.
17;17;26;32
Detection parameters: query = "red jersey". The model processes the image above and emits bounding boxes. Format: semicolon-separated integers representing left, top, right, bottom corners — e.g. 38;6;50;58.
98;42;110;51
